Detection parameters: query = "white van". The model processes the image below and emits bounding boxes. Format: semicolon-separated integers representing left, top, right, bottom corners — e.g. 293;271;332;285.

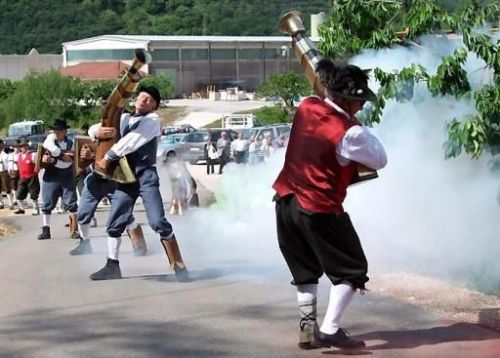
222;114;260;129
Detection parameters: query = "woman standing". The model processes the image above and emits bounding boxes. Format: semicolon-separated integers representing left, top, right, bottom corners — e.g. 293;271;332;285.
204;137;217;175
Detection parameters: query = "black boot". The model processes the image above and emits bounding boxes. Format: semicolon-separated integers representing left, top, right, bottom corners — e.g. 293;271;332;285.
69;239;93;256
89;258;122;280
37;226;51;240
14;209;25;215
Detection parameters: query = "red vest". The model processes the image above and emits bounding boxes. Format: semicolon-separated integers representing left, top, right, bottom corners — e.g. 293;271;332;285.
18;152;36;179
272;97;358;214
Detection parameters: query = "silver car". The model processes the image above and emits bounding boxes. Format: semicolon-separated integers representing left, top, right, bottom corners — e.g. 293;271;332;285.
158;133;187;161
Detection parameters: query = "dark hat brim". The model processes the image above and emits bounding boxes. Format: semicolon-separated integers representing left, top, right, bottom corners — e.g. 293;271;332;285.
50;125;70;130
329;87;377;102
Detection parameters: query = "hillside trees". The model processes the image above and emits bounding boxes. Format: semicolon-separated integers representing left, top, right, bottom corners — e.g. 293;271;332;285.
0;71;174;129
0;0;328;53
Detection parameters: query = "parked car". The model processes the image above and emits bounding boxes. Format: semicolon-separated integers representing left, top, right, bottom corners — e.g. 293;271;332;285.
158;133;187;161
249;123;292;143
5;119;46;150
26;134;47;151
249;124;292;160
162;124;196;136
178;129;238;164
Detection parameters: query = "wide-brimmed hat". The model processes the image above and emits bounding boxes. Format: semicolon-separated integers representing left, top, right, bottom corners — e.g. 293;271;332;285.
50;118;70;130
316;59;377;102
137;85;161;109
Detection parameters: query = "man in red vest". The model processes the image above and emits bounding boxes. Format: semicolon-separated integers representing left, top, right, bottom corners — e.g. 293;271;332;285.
14;139;40;215
273;59;387;350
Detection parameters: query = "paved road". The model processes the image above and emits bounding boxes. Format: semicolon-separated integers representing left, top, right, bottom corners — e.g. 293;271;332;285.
166;98;274;128
0;166;499;357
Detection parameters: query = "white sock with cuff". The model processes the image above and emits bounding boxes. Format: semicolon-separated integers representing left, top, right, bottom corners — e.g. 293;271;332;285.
320;282;356;335
42;214;51;227
107;236;122;261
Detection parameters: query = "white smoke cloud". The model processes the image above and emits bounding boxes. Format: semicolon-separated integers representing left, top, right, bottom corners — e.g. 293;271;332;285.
176;31;500;290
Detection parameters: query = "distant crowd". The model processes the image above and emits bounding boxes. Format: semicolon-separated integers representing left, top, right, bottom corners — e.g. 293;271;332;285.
203;130;288;174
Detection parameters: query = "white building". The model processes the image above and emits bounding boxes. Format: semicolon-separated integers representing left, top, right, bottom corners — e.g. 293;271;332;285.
62;35;319;97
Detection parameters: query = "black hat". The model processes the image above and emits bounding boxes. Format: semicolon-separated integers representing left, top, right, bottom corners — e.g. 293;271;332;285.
316;59;376;102
138;85;161;109
18;138;29;147
50;118;70;130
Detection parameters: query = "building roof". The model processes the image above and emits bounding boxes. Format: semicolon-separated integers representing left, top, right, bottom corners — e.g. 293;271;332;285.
63;34;319;47
59;61;144;80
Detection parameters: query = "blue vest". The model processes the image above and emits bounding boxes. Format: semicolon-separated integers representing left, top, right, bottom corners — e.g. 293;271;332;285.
123;115;158;175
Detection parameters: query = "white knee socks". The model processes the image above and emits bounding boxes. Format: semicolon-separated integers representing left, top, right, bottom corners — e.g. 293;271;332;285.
42;214;51;227
7;193;13;206
107;237;122;260
320;282;356;335
79;223;90;241
297;284;318;322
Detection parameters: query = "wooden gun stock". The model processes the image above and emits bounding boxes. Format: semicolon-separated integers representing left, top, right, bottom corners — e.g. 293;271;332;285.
94;49;151;184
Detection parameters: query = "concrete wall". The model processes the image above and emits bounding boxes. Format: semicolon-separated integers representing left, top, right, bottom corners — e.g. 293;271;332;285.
0;51;62;81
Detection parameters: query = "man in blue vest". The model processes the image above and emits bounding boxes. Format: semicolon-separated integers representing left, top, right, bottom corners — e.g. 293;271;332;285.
89;85;188;281
37;119;78;240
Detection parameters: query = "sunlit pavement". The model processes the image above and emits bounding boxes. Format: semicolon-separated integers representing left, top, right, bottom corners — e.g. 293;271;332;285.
0;166;499;357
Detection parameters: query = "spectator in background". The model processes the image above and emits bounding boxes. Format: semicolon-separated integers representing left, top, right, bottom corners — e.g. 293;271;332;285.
217;131;231;174
14;139;40;216
273;133;287;149
231;131;247;164
261;132;276;162
204;137;217;175
0;140;15;209
247;135;259;165
7;141;20;204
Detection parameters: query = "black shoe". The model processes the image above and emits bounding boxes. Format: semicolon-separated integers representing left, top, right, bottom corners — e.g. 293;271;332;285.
69;239;93;256
298;319;319;350
314;328;365;349
89;258;122;280
14;209;25;215
37;226;51;240
174;265;190;282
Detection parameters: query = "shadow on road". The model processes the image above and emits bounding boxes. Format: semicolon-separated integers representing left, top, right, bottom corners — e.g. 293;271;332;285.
353;322;500;350
0;308;233;357
139;264;285;283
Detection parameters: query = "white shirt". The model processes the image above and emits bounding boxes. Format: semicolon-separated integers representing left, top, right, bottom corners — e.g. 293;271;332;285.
0;151;8;172
43;133;73;169
90;112;161;160
231;138;247;152
324;98;387;170
248;141;257;153
7;151;19;172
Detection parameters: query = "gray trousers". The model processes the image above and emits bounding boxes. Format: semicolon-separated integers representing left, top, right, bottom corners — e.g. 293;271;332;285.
106;167;173;238
77;172;116;225
41;166;77;214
